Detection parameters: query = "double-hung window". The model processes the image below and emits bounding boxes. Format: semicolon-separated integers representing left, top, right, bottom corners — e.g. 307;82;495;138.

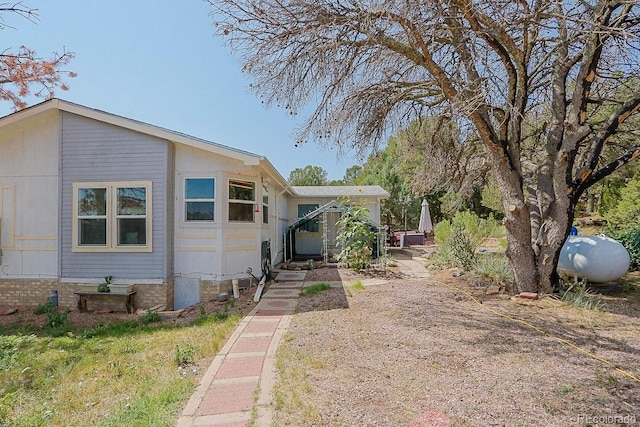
185;178;215;222
73;181;152;252
228;179;255;222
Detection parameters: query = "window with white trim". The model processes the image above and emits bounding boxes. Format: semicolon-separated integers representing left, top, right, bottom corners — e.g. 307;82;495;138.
73;181;152;252
185;178;215;222
228;179;255;222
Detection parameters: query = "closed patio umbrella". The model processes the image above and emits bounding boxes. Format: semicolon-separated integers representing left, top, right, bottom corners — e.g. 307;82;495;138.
418;199;433;234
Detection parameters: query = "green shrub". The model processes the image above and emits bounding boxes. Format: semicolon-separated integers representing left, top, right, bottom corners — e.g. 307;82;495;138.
598;176;627;217
433;220;452;245
33;302;54;315
46;309;69;329
435;211;500;245
452;211;500;245
434;211;500;270
449;223;476;271
609;227;640;269
603;174;640;234
43;309;70;336
480;180;504;218
433;244;456;268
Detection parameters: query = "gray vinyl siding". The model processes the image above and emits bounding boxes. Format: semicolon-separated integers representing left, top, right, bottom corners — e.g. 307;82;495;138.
60;112;170;279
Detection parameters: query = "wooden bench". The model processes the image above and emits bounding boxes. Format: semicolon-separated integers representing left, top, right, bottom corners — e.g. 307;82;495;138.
74;291;137;314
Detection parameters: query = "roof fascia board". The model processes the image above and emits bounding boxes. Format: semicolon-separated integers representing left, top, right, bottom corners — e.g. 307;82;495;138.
258;157;294;195
0;99;59;128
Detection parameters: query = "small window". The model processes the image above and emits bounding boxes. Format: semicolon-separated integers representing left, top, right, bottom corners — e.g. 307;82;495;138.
262;185;269;224
229;179;256;222
185;178;215;222
298;204;319;232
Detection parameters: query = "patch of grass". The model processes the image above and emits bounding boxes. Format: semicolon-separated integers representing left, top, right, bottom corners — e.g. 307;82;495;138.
247;384;262;427
350;280;365;290
557;384;574;394
620;280;640;293
473;253;513;284
345;280;365;296
300;283;331;297
594;369;619;387
79;320;152;339
272;338;322;425
139;309;161;324
561;283;606;311
0;313;241;426
97;377;193;427
0;334;37;370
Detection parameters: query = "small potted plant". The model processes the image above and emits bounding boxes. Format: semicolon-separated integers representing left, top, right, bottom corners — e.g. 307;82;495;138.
97;275;112;293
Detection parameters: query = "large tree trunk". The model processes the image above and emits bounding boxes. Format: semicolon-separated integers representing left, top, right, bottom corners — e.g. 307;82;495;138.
495;169;537;294
501;198;571;294
495;163;572;295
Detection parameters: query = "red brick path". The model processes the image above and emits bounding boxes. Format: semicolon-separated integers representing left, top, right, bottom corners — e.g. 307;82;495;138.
176;287;300;427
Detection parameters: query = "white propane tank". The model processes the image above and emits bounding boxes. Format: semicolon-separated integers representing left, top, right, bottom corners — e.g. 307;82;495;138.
558;235;630;283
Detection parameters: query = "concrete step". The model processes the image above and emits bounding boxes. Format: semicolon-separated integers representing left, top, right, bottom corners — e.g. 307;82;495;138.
268;281;304;290
262;288;301;299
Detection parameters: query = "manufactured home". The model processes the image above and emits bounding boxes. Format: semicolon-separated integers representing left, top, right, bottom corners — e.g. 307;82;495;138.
0;99;388;311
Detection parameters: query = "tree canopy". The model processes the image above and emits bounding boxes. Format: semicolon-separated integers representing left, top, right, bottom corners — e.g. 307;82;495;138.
288;165;329;186
1;3;75;110
211;0;640;293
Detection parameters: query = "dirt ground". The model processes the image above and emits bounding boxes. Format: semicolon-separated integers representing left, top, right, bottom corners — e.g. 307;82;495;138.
2;264;639;426
274;266;640;427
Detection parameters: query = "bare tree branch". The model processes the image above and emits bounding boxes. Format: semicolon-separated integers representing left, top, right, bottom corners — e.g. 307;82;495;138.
1;3;75;109
209;0;640;293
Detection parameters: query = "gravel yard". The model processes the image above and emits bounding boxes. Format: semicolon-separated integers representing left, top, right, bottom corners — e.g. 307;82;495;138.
2;263;639;426
273;266;640;426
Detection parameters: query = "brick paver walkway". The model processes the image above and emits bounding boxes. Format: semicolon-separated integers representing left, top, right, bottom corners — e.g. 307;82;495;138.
177;258;428;426
176;278;302;427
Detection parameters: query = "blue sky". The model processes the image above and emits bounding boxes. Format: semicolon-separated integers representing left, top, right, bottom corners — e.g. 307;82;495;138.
1;0;359;181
